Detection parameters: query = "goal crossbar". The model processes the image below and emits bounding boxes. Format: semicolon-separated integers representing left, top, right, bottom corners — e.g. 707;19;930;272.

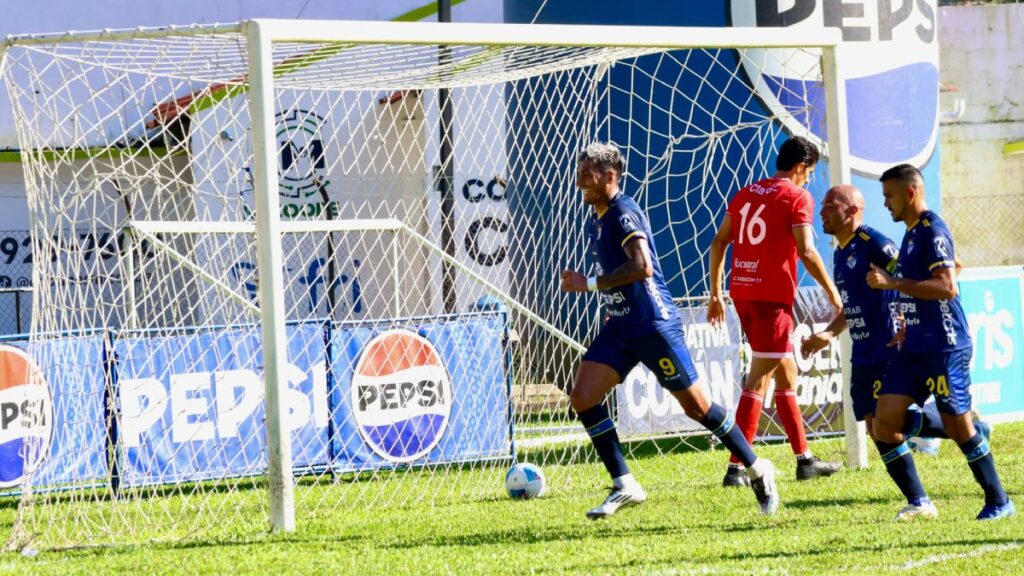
4;20;843;50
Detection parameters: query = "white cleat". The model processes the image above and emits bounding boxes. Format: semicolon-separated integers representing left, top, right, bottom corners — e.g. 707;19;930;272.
748;458;779;515
586;485;648;519
896;500;938;520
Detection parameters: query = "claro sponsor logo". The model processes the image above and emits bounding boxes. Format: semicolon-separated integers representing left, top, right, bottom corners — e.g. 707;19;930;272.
0;346;52;488
351;330;453;463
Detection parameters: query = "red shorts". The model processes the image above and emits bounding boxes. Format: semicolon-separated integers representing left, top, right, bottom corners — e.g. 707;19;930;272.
733;299;795;358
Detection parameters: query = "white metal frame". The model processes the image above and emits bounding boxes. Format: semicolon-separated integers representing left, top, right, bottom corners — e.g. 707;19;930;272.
234;19;859;532
4;19;857;533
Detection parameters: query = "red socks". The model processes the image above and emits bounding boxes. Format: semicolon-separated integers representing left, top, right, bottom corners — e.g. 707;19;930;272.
728;391;764;464
774;389;808;456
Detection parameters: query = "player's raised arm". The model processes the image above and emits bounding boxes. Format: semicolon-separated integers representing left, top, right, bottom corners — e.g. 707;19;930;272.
866;262;958;301
792;224;842;310
600;236;654;288
707;214;732;326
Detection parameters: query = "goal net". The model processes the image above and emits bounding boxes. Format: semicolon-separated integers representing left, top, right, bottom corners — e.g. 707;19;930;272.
0;20;847;548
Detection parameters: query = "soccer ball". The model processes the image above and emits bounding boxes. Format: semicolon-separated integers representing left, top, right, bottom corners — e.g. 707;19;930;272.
504;462;546;499
907;436;942;456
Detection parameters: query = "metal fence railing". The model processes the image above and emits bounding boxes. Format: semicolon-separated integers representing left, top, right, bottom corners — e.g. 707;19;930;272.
0;287;32;336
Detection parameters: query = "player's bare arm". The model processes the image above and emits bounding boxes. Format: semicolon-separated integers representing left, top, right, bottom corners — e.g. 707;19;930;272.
800;310;847;357
706;214;733;326
792;224;842;310
560;237;653;292
866;263;958;301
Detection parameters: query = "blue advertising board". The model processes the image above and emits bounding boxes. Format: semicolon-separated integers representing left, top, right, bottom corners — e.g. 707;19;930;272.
959;267;1024;423
1;313;510;495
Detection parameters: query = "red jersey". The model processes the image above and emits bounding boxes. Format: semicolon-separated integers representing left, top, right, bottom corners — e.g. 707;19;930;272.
726;177;814;306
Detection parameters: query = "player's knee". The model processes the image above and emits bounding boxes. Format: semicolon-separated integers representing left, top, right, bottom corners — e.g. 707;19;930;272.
872;414;902;443
942;414;974;444
568;385;597;413
682;404;707;422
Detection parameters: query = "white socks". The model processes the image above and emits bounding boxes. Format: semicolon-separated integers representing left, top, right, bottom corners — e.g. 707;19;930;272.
746;458;770;480
613;473;640;490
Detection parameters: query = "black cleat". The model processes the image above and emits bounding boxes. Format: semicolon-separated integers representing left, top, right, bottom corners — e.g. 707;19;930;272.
722;466;751;488
795;456;842;481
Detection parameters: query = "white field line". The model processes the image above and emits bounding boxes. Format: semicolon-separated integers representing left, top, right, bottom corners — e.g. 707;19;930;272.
897;542;1022;570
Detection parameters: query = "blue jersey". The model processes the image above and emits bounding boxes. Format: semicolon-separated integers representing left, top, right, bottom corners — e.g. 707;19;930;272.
895;210;972;353
589;191;678;337
833;225;900;365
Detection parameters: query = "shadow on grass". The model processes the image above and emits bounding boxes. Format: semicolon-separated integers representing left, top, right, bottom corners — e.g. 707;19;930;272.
782;495;895;509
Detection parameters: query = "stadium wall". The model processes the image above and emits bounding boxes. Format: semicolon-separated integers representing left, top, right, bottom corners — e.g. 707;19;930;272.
938;3;1024;267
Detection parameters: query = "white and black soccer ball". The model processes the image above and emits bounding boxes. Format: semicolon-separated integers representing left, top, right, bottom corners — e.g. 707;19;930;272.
907;436;942;456
504;462;546;500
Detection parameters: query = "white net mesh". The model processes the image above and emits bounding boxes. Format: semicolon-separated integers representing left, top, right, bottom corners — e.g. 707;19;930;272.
1;23;835;548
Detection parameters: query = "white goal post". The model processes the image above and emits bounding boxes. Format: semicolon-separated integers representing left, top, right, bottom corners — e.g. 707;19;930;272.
242;19;857;532
0;18;861;548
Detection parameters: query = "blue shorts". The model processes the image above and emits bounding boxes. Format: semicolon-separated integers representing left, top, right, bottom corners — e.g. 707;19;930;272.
582;325;698;392
881;349;973;415
850;362;886;421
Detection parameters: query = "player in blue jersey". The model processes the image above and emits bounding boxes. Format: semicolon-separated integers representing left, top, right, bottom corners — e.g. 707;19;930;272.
865;164;1014;521
802;184;962;480
561;142;778;519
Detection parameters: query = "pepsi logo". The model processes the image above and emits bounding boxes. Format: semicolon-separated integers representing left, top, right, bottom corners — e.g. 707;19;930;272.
0;345;52;488
730;0;939;175
351;330;452;463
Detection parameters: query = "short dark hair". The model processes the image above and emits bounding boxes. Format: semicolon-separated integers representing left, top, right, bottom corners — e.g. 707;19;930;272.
577;142;624;177
775;136;819;171
878;163;923;186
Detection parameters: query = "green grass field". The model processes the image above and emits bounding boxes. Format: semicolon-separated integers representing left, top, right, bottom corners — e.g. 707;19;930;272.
2;424;1022;575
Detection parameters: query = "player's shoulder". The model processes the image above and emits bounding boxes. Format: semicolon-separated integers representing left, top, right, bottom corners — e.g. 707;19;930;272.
857;224;896;247
607;193;645;223
612;191;642;212
919;210;951;235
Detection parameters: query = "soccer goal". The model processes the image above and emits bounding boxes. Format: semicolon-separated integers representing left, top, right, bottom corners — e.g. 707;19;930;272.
0;19;852;549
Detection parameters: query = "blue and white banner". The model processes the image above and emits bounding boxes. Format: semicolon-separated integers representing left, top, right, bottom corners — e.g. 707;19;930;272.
616;304;743;438
5;335;108;491
1;313;509;493
329;315;510;472
114;324;329;487
959;267;1024;423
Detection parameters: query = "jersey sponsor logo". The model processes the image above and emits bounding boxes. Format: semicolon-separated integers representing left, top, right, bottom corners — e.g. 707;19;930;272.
729;1;938;175
733;258;760;271
746;181;778;196
939;299;958;346
599;291;627;306
0;346;52;489
351;330;452;463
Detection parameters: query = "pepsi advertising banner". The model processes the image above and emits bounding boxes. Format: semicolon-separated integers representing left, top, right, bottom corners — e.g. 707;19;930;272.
0;344;54;488
329;317;510;471
1;313;509;494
